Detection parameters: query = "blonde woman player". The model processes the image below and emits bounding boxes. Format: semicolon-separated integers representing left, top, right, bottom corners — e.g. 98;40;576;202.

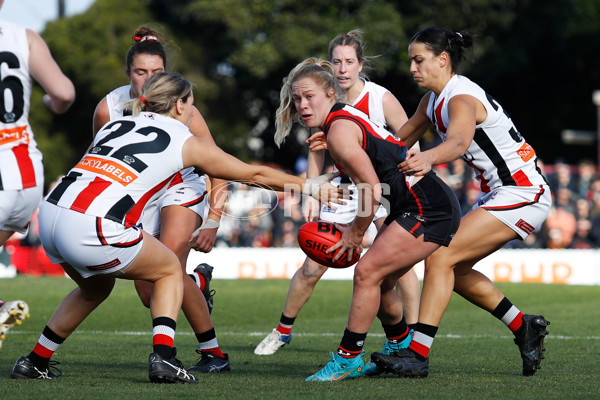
93;26;230;373
255;32;421;377
274;59;461;381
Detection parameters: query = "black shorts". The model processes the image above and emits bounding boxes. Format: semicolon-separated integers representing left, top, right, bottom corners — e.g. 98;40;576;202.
385;172;461;247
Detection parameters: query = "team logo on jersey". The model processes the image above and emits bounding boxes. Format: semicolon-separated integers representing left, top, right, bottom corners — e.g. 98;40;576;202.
515;219;535;235
516;142;535;162
0;125;28;145
75;155;138;186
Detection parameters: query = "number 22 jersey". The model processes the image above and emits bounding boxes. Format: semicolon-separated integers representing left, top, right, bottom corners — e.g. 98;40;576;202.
45;113;192;228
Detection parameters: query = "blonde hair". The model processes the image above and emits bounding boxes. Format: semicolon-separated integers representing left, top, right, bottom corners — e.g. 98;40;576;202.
126;72;193;116
274;58;345;147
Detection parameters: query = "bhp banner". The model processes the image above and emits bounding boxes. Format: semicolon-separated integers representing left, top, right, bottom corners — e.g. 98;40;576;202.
187;248;600;286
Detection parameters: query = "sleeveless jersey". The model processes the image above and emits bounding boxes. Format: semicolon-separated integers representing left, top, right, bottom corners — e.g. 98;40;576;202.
324;103;412;210
106;85;132;120
331;80;390;177
352;80;389;128
45;113;192;227
105;84;204;187
426;75;546;193
0;20;44;190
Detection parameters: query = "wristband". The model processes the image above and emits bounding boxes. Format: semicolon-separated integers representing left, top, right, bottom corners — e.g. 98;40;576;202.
191;219;220;238
303;172;336;200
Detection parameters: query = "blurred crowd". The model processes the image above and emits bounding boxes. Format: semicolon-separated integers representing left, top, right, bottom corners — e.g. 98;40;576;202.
213;156;600;250
3;155;600;276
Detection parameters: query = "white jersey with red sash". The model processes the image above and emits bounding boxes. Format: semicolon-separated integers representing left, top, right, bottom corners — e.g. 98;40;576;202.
0;20;43;191
45;113;192;228
426;75;546;193
104;85;207;235
352;80;389;128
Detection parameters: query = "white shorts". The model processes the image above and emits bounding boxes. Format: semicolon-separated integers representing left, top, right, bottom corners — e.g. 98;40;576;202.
319;176;387;224
474;184;551;239
38;202;144;278
0;185;44;233
140;171;207;236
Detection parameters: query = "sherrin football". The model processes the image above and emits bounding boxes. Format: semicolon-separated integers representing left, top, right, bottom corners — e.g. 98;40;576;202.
297;221;360;269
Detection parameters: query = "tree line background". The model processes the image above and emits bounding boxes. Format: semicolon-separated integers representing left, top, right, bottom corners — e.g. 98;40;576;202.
29;0;600;187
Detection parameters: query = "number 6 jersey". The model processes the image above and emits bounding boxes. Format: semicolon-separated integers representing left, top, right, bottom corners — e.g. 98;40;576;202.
46;113;192;228
0;20;43;191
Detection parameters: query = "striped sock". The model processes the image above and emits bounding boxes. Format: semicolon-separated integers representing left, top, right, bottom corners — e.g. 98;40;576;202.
189;272;207;291
382;316;409;344
337;328;367;359
152;316;176;358
29;326;65;369
491;297;524;333
196;328;225;358
276;314;295;335
408;323;438;360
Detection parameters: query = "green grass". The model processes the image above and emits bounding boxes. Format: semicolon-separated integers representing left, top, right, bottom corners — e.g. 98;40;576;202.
0;276;598;399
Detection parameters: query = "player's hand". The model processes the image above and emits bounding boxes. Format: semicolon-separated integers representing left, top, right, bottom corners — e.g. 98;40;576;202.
326;224;363;263
304;172;350;207
302;196;321;222
189;219;219;252
306;131;328;152
398;149;432;176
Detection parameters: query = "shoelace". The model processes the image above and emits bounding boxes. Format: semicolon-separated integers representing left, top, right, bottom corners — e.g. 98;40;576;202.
193;349;218;364
36;360;62;379
319;352;341;375
163;359;195;380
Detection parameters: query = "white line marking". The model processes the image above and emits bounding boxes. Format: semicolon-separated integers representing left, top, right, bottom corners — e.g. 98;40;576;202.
7;330;600;340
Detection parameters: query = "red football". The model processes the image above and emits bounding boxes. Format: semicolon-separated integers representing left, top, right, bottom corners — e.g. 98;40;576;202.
297;221;360;268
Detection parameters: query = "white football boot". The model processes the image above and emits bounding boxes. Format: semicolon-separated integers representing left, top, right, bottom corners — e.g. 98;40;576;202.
254;329;292;355
0;300;30;350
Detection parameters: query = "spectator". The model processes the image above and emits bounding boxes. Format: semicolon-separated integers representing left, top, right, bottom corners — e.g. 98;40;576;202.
548;158;577;195
575;159;596;200
569;219;597;249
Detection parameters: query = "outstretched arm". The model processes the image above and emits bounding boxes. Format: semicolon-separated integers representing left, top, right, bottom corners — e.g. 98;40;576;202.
27;29;75;114
182;137;344;205
399;94;475;176
187;107;228;252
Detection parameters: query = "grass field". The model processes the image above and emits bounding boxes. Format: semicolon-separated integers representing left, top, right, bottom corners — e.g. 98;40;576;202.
0;276;598;399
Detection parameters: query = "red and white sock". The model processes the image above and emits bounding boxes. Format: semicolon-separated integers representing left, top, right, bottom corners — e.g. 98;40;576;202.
196;328;225;358
152;317;176;357
190;271;207;292
276;313;295;335
408;323;438;360
29;325;65;369
491;297;523;333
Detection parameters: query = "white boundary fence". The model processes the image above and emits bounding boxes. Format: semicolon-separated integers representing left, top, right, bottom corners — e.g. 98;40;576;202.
188;248;600;286
2;247;598;285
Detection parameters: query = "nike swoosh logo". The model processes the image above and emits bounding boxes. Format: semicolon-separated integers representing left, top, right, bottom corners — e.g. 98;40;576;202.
331;370;353;381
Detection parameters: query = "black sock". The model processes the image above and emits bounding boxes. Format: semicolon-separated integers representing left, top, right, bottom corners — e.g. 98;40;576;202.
338;328;367;357
29;326;65;369
382;316;409;343
280;313;296;326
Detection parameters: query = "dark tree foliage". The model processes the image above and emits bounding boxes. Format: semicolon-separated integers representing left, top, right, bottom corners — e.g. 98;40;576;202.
34;0;600;186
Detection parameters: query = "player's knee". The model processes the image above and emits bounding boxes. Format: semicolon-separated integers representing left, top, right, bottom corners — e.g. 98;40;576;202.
300;258;328;281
